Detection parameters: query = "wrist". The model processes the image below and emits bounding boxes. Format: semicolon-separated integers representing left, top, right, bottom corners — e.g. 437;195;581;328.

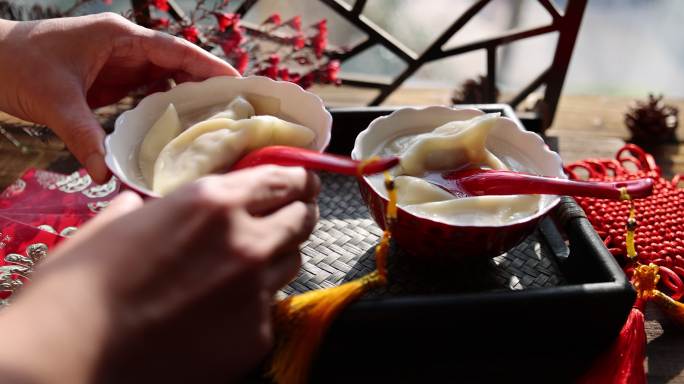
0;261;111;383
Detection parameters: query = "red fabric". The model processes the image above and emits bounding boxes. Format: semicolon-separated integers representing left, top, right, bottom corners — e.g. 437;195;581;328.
0;215;65;299
0;168;121;300
0;169;118;216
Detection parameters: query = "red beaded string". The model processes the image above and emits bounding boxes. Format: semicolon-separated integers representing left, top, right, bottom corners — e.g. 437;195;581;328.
565;145;684;301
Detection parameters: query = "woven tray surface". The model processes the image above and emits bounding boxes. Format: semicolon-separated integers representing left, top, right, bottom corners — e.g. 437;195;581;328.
279;173;566;299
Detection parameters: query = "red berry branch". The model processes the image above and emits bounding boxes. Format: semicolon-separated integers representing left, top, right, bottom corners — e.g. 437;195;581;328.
133;0;343;89
1;0;343;90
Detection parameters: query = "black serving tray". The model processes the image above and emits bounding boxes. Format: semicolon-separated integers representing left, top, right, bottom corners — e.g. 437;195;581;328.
304;105;635;384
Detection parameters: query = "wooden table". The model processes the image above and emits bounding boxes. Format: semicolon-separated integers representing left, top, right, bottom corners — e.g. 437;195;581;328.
1;90;683;383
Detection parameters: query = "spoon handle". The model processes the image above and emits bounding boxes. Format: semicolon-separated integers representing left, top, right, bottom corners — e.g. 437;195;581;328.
442;169;654;199
231;145;400;176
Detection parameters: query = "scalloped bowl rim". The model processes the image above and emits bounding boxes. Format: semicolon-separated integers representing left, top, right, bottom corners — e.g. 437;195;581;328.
105;75;333;197
351;105;565;228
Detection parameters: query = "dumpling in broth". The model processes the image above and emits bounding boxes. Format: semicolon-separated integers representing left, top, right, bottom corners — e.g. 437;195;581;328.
404;195;542;226
382;113;507;176
203;96;256;121
138;103;183;185
152;118;244;195
394;176;454;205
138;97;254;185
152;115;315;195
371;113;542;226
393;175;541;225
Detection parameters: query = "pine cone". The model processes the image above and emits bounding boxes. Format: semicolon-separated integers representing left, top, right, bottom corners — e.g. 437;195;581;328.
452;75;499;104
625;94;679;144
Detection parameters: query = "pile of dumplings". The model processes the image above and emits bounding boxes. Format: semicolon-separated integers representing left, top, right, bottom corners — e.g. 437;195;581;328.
138;96;315;195
375;113;542;226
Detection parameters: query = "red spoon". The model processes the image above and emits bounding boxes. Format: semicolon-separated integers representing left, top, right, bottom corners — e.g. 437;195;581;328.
233;149;653;200
425;168;654;200
231;145;399;176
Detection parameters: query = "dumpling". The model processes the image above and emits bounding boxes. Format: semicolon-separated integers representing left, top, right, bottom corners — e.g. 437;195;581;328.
381;113;507;176
403;195;542;226
152;116;315;195
178;96;256;129
152;118;244;195
206;94;280;118
394;176;454;205
138;103;182;185
392;175;541;226
205;96;255;120
369;113;542;226
241;116;316;149
244;93;281;116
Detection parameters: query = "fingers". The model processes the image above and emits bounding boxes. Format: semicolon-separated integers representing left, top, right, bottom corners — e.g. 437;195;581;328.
134;27;240;80
179;166;320;217
242;166;320;216
166;166;319;292
255;201;318;258
264;251;302;293
70;191;144;244
88;191;145;230
48;191;143;259
47;87;109;184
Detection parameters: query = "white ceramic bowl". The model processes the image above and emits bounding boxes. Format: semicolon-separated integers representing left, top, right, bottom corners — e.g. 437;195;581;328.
105;76;333;197
351;106;565;260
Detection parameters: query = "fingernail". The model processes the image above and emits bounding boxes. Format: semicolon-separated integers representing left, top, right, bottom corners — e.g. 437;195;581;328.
86;153;109;185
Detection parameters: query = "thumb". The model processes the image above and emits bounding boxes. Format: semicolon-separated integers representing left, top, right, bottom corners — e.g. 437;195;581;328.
47;90;109;184
49;191;144;260
86;191;145;231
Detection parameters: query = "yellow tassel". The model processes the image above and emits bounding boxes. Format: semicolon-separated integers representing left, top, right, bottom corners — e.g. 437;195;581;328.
652;290;684;327
621;187;638;261
632;263;659;299
268;171;396;384
268;271;384;383
632;263;684;326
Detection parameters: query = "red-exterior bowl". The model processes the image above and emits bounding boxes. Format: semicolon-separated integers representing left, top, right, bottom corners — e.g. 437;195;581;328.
358;176;544;262
351;106;564;262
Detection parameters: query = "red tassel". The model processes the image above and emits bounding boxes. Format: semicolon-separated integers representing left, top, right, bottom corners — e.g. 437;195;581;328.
578;298;646;384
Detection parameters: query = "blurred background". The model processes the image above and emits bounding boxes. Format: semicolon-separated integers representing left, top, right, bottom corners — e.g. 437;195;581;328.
8;0;684;151
23;0;684;98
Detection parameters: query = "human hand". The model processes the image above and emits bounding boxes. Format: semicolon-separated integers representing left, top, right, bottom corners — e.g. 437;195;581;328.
0;13;239;183
0;166;319;383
